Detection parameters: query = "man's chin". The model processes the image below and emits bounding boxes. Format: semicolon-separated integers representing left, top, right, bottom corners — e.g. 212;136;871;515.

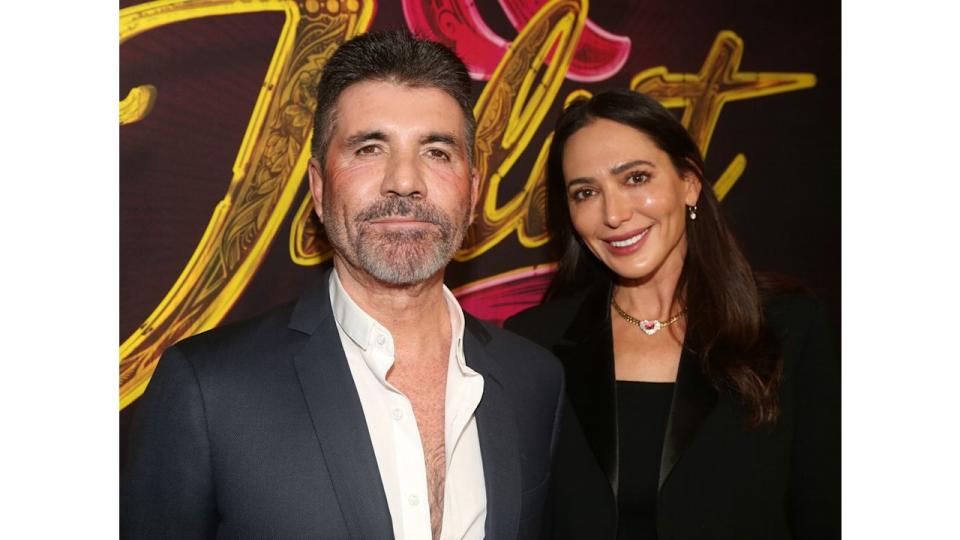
357;250;448;286
363;266;440;287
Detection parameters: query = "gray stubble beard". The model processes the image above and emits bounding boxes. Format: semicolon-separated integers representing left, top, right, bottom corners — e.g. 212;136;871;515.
324;196;471;286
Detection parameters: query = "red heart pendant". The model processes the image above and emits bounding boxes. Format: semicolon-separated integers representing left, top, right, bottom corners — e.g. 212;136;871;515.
640;320;661;335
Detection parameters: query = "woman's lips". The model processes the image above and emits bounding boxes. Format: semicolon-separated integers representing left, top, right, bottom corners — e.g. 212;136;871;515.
603;226;650;255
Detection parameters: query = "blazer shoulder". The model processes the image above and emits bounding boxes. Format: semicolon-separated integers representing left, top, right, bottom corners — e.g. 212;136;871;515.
763;292;832;343
502;291;590;349
468;315;564;387
167;301;299;371
763;291;838;384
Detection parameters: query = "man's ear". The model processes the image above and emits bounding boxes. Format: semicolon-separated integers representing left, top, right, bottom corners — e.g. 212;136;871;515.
468;167;481;226
307;158;324;223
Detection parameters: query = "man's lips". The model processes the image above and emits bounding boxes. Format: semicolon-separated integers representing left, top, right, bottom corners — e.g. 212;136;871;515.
367;217;437;227
370;216;428;223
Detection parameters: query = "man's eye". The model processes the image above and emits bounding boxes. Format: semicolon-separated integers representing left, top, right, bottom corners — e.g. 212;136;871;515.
626;171;650;185
356;145;381;156
426;148;451;161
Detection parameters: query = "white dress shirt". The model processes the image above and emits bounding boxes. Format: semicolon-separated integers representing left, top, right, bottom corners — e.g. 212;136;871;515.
329;270;487;540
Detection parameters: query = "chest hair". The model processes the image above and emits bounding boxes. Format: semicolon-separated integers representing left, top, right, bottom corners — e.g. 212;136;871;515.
389;350;449;539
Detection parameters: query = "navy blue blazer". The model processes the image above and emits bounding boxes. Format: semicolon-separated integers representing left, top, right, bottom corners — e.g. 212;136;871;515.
122;272;564;539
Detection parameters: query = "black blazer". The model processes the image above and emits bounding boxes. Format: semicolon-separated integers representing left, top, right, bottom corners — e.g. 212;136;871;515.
122;272;565;539
505;284;840;540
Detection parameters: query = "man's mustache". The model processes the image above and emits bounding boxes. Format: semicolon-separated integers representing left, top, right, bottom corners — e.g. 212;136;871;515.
354;197;450;228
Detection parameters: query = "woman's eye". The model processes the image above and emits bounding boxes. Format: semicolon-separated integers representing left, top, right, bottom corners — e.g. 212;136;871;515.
571;188;596;202
626;171;650;185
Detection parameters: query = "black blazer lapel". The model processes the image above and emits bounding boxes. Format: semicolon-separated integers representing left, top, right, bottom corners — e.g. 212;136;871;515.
289;276;394;540
658;345;718;489
463;318;521;540
553;285;620;495
551;283;719;496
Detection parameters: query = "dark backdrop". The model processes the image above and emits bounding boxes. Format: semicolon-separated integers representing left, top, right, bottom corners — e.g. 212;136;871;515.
120;0;839;465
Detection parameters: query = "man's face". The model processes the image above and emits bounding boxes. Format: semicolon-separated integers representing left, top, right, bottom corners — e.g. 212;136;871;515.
308;80;478;286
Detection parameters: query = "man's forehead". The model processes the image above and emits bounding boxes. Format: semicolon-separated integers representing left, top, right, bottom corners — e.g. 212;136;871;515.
336;78;459;104
331;80;466;140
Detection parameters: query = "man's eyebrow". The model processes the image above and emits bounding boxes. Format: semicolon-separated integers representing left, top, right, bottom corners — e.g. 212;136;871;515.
610;159;654;175
344;130;387;147
420;132;460;147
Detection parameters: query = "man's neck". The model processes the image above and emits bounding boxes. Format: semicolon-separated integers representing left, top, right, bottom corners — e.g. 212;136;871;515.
333;257;450;343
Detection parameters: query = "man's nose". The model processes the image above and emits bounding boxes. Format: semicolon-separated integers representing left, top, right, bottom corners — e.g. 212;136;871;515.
381;151;426;198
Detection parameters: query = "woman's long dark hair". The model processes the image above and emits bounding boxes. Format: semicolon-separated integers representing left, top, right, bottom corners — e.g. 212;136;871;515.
545;89;782;428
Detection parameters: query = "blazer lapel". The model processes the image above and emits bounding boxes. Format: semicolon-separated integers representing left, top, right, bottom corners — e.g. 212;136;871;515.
289;275;394;540
463;317;521;540
658;345;718;489
552;285;620;495
545;282;718;494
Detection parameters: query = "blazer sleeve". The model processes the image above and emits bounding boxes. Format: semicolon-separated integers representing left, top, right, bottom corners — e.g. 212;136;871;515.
121;347;217;539
788;302;841;539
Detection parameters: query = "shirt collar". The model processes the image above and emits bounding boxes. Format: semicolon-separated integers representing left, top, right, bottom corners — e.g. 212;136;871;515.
328;268;467;362
329;269;385;350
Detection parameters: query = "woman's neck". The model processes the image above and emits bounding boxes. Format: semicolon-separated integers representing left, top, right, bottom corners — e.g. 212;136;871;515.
613;248;686;320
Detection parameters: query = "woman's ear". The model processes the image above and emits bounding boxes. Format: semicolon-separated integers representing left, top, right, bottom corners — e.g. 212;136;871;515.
683;171;703;207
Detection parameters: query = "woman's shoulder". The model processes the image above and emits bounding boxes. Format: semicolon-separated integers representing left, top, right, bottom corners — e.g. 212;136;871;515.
760;287;837;377
503;286;601;348
763;292;824;331
757;273;831;335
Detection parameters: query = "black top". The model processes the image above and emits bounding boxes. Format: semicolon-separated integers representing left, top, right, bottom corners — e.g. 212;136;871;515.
615;381;674;540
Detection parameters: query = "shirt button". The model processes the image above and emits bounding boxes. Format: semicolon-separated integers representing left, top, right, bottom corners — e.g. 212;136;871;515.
392;408;403;421
375;334;386;346
408;494;419;506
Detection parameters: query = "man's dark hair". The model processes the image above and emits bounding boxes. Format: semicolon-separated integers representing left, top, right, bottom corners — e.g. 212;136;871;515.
311;29;475;165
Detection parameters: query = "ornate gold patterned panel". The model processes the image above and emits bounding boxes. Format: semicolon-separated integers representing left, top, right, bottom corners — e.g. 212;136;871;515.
119;0;374;409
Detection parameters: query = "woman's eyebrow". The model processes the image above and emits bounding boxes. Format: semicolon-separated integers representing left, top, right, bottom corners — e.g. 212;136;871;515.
610;159;654;175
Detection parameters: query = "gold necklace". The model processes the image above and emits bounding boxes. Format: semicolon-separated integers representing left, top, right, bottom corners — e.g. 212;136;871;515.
611;297;686;336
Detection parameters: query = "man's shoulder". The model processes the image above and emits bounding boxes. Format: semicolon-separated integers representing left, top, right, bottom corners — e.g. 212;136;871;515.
166;301;303;371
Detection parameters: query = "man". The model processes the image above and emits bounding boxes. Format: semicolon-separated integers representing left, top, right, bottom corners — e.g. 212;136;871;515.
121;30;564;539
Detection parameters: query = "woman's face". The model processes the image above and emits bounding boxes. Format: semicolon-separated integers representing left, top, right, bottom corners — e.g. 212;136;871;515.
561;118;701;283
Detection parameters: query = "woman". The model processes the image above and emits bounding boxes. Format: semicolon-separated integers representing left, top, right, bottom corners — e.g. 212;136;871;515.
504;89;839;539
